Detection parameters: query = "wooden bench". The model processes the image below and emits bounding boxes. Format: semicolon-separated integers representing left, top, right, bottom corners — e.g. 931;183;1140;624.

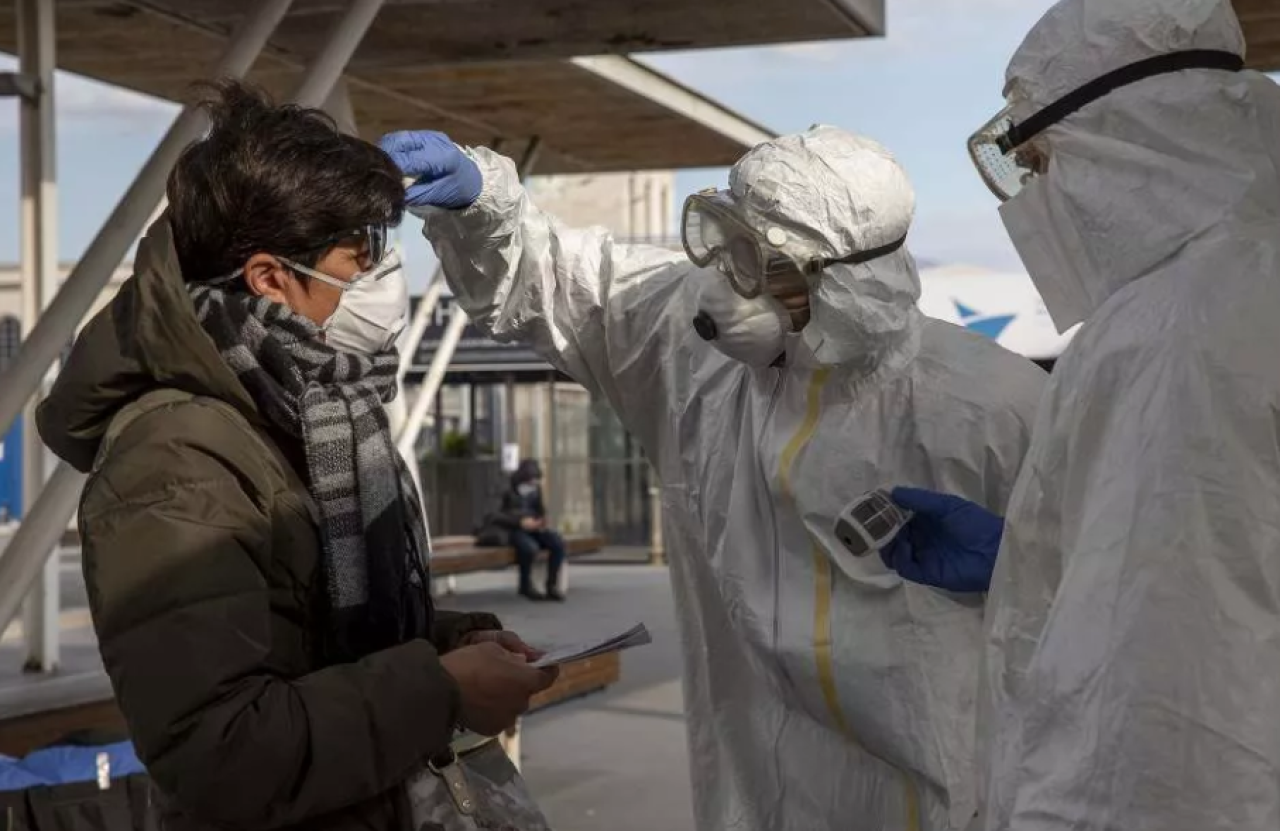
497;649;620;769
0;697;126;758
429;533;606;595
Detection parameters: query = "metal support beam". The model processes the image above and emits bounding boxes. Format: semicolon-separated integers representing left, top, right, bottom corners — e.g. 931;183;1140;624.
0;0;295;442
649;465;665;566
0;464;85;654
545;372;558;517
291;0;387;107
517;137;544;177
397;307;467;460
16;0;59;671
397;277;445;382
569;56;774;150
323;78;359;136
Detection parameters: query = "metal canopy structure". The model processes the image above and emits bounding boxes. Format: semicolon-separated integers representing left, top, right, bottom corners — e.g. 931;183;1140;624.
1238;0;1280;70
0;0;885;172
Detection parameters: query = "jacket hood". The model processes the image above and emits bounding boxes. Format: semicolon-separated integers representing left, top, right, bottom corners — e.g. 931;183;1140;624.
38;214;258;472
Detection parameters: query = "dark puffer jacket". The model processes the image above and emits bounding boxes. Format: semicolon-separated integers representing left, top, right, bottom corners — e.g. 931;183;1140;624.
37;219;498;831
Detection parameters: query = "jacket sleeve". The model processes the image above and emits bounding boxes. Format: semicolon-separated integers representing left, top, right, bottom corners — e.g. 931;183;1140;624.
492;490;527;529
419;147;701;453
80;406;459;830
430;610;502;654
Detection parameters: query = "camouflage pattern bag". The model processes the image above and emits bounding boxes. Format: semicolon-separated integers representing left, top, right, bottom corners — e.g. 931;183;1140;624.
406;736;552;831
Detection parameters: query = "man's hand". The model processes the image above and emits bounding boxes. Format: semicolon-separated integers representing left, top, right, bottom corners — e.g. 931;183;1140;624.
460;629;545;663
378;130;482;210
440;643;559;737
879;487;1004;594
519;517;540;531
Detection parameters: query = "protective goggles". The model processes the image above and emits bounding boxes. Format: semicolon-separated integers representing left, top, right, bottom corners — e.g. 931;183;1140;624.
969;49;1245;202
278;248;402;292
306;224;390;267
682;189;906;300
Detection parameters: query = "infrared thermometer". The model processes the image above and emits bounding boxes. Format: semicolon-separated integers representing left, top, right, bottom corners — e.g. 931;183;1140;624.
831;489;912;566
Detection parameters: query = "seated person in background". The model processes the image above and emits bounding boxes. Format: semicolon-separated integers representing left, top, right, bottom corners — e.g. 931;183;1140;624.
480;460;567;602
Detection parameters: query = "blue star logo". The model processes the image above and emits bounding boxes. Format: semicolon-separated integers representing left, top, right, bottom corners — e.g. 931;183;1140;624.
953;300;1016;341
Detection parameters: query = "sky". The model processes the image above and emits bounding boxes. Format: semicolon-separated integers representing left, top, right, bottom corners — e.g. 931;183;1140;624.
0;0;1059;287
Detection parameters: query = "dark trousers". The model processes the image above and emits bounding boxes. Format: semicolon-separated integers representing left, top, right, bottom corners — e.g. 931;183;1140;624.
511;529;566;590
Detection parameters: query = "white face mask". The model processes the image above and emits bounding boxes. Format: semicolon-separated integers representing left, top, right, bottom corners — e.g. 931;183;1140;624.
692;275;791;367
999;175;1096;333
282;251;410;354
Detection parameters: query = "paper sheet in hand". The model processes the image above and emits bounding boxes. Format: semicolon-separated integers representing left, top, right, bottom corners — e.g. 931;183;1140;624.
532;623;651;668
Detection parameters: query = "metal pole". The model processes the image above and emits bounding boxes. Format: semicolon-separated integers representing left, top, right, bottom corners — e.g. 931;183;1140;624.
398;307;468;459
503;374;517;449
398;276;445;380
649;464;665;566
0;0;391;641
291;0;386;106
0;0;296;441
323;78;358;136
0;464;85;650
16;0;59;670
546;372;558;518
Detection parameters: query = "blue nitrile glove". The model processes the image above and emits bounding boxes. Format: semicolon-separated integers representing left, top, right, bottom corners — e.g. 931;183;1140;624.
378;130;483;210
879;487;1004;593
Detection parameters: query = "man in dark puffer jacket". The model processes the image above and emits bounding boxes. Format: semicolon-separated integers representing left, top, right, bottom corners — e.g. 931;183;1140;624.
38;80;556;831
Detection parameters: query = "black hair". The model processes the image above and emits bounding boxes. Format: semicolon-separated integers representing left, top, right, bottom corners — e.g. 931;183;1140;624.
512;459;543;486
167;78;405;283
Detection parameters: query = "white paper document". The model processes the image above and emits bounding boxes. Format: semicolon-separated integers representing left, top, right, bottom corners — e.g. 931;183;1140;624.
532;622;652;668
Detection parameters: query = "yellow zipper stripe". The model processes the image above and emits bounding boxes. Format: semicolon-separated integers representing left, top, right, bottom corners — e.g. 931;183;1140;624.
777;367;921;831
776;369;851;736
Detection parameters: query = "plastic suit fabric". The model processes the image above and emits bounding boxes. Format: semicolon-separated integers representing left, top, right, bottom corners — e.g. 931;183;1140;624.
979;2;1280;829
421;126;1046;831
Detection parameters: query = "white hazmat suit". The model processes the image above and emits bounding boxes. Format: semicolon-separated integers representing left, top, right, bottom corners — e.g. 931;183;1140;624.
422;127;1046;830
978;1;1280;829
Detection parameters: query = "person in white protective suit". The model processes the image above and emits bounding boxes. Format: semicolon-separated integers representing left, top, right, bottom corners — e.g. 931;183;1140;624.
378;125;1047;830
879;1;1280;829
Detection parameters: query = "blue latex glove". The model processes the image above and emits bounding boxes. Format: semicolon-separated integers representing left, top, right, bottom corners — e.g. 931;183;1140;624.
878;487;1004;593
378;130;483;210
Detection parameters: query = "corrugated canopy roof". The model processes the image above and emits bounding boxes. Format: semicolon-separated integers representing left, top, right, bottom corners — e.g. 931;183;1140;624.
0;0;887;172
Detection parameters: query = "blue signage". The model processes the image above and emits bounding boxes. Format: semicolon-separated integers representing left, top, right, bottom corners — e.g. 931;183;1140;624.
954;300;1016;341
0;417;21;523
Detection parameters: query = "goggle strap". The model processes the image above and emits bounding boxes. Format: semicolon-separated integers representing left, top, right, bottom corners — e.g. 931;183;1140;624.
278;257;348;290
826;235;908;270
999;49;1244;152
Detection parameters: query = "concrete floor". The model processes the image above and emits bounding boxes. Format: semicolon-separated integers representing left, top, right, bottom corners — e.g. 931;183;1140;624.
0;549;697;831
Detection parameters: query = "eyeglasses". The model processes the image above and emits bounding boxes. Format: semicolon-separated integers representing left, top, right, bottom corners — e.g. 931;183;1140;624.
296;224;390;268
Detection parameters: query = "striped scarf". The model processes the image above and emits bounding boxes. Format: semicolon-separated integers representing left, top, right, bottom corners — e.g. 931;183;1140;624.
188;283;431;662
